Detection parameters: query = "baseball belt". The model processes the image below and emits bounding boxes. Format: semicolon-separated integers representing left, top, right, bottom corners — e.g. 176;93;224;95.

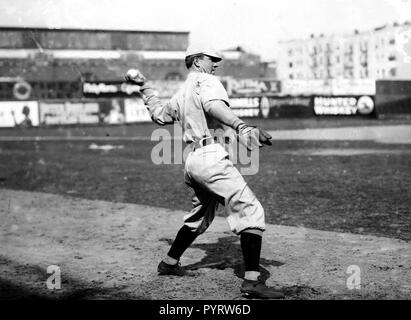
192;136;216;151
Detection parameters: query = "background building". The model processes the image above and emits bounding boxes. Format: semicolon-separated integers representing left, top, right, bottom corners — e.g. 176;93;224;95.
277;21;411;82
218;46;270;79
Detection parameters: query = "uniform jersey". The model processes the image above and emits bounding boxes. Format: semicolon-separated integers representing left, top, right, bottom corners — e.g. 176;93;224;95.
143;72;240;144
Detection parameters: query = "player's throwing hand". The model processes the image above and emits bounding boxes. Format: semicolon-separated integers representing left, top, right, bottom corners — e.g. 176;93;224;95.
124;68;146;86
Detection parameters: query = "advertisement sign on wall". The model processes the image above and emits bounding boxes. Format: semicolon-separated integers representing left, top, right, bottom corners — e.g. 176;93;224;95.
0;101;39;127
39;101;100;125
82;81;184;99
313;96;375;116
230;96;261;118
83;81;142;98
98;99;126;124
375;80;411;116
267;96;313;118
281;80;327;95
268;96;312;108
124;98;151;122
281;79;376;96
221;78;281;95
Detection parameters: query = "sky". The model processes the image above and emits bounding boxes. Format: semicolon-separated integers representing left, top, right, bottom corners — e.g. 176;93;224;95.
0;0;410;60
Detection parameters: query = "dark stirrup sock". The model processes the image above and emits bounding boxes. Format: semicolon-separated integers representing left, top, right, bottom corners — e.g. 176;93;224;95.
167;225;199;261
240;231;262;272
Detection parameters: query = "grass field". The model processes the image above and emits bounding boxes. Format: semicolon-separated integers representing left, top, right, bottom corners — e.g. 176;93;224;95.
1;118;410;241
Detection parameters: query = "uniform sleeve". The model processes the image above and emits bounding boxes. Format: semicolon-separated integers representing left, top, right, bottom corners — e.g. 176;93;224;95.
141;85;179;125
199;76;230;106
199;75;243;129
204;100;244;130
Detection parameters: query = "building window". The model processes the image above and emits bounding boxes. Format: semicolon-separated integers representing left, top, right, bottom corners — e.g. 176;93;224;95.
389;68;397;77
289;62;293;68
389;38;396;45
388;54;396;61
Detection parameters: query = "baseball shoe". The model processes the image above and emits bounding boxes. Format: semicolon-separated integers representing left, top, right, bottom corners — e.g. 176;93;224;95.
241;277;285;299
157;261;195;277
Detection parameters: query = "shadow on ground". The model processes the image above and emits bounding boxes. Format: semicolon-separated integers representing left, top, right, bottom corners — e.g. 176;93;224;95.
0;256;147;300
160;235;283;274
159;235;331;299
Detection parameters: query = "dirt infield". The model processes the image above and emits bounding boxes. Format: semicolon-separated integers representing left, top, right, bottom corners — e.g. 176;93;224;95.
1;189;410;300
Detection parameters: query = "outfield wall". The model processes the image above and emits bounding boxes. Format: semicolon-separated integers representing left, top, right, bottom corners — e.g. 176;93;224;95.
3;78;410;127
375;80;411;118
230;94;376;119
0;94;378;128
0;98;151;127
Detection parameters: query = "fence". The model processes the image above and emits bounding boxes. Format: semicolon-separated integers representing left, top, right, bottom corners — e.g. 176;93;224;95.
0;93;380;128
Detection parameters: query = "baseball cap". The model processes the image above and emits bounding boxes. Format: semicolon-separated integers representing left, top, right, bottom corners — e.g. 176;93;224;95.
185;43;223;61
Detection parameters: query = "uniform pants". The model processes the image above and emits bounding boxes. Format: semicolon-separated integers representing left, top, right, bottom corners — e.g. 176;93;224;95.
183;143;265;235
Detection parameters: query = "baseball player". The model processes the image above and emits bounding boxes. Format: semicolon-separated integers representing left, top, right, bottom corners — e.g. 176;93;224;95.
125;44;284;299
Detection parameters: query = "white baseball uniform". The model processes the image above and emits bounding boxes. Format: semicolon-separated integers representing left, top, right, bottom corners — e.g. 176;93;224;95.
142;72;265;235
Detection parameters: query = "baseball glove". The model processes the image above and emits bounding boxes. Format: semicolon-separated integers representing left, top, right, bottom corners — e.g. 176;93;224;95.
124;68;146;86
237;123;272;151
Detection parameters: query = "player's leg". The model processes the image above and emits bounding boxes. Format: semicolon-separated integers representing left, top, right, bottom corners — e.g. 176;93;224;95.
158;183;219;276
210;171;284;298
187;143;284;298
240;229;263;281
239;229;284;299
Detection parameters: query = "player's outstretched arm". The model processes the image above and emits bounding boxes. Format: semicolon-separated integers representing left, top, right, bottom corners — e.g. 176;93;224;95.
204;100;272;150
204;100;244;129
124;69;177;125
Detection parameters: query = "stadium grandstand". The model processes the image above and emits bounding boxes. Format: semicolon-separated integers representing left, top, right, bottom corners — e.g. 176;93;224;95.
0;27;273;101
0;27;191;100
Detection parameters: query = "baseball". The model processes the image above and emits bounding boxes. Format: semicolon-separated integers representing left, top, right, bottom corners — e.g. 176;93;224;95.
127;68;139;78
